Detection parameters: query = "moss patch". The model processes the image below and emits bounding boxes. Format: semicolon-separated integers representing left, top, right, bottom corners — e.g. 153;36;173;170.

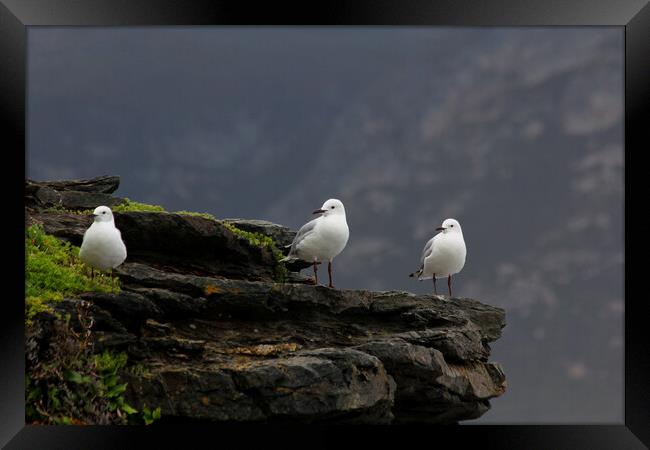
175;210;217;221
47;200;217;221
112;198;165;213
40;201;289;283
221;222;288;282
25;225;160;425
25;224;119;322
46;198;166;215
45;206;90;215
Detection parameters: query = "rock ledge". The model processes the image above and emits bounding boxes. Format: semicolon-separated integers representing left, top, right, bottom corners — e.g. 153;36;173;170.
27;176;506;424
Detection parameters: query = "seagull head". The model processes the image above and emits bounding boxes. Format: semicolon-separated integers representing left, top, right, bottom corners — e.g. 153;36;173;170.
92;205;115;223
313;198;346;217
436;218;462;234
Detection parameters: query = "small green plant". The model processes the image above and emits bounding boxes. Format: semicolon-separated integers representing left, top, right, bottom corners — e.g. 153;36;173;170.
25;224;119;322
93;351;137;416
26;301;161;425
221;222;288;282
140;406;162;425
274;263;289;284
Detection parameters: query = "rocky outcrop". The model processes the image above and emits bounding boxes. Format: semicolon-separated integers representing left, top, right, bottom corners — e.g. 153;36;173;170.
221;218;296;249
30;211;281;281
26;176;506;424
26;176;125;211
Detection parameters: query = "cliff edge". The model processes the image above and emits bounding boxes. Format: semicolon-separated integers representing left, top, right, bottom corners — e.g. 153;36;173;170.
25;176;506;424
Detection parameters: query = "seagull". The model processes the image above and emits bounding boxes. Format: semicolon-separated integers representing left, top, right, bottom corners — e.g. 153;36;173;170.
79;205;127;279
409;218;466;297
281;199;349;288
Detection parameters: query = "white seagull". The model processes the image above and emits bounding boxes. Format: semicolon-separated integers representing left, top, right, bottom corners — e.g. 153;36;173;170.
409;218;466;297
79;205;127;278
281;198;349;288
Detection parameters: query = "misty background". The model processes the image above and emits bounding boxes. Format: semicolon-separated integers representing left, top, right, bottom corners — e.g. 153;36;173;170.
26;27;624;423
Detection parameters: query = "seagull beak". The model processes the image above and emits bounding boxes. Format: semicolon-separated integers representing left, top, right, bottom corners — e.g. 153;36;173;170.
313;209;326;215
436;227;446;231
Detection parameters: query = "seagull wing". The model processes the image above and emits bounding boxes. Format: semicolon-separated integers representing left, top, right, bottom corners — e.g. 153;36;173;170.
419;237;435;270
284;217;320;259
409;236;435;277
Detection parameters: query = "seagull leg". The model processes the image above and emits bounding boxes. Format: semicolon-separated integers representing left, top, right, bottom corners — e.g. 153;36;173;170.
313;260;319;286
433;274;437;295
328;260;333;288
448;275;452;297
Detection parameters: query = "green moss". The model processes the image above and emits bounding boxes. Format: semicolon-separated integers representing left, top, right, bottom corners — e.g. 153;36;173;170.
274;264;289;284
25;226;160;426
45;198;165;215
221;222;288;283
45;206;89;215
175;210;217;221
25;224;119;322
112;198;165;213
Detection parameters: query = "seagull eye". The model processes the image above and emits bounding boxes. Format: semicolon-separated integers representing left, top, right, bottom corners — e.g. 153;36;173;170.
450;224;454;227
331;206;335;209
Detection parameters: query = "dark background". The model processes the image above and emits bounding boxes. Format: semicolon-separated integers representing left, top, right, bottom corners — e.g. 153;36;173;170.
26;27;624;423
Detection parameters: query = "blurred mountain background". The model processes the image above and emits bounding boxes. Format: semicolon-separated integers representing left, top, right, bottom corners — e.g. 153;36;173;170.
27;27;623;423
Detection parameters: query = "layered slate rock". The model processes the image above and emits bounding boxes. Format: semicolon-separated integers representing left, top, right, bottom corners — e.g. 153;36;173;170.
222;218;313;271
29;212;280;281
27;176;507;424
26;176;125;211
222;218;296;249
47;260;506;424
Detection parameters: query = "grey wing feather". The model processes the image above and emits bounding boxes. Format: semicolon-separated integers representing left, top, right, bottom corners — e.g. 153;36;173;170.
287;218;319;257
418;237;435;271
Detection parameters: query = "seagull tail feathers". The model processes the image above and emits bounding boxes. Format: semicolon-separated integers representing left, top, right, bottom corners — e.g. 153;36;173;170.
280;255;296;263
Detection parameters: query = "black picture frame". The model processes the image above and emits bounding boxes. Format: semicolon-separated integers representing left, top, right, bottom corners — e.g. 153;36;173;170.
2;1;647;448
